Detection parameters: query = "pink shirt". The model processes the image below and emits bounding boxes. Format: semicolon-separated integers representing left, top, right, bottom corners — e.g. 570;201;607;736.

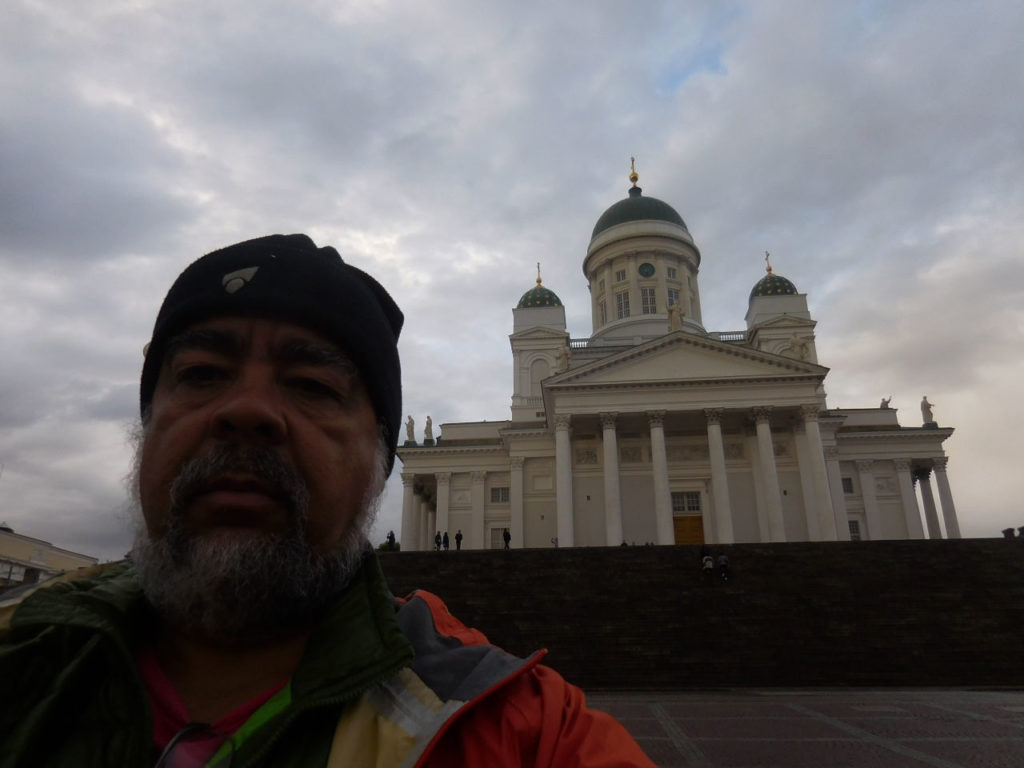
136;643;287;766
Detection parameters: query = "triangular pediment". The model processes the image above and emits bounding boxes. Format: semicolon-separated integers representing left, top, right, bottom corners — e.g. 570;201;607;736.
749;315;817;331
548;332;827;388
509;325;569;342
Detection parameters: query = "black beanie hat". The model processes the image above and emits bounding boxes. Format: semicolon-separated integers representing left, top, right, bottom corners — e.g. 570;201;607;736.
140;234;404;473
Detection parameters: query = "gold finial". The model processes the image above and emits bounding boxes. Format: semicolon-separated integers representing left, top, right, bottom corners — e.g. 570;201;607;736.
764;250;773;274
536;262;542;286
629;156;639;186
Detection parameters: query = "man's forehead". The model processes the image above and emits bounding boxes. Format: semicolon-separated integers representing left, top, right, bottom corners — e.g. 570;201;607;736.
174;316;341;352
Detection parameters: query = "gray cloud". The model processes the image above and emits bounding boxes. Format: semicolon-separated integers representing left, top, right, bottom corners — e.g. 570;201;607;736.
2;0;1022;557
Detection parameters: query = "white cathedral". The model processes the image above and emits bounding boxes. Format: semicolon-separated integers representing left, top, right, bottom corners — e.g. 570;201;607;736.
397;169;960;550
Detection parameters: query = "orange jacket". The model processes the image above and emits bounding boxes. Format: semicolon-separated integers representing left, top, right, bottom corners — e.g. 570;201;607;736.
402;591;658;768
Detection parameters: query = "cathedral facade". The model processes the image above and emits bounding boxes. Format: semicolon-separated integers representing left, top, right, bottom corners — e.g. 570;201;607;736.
397;174;959;550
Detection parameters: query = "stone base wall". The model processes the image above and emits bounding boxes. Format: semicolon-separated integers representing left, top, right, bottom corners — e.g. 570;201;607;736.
381;539;1024;689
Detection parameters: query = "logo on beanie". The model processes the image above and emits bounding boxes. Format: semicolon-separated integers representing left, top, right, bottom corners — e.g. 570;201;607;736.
222;267;260;294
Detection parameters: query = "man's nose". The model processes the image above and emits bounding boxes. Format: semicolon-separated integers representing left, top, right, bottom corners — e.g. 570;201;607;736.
211;371;287;444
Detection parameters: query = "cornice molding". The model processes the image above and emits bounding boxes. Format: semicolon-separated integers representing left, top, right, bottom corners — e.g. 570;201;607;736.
548;332;828;387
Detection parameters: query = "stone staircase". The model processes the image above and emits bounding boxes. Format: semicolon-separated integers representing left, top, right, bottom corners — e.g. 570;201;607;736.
380;539;1024;689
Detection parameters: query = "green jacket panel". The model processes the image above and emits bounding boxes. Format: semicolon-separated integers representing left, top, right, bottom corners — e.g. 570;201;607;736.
0;555;414;768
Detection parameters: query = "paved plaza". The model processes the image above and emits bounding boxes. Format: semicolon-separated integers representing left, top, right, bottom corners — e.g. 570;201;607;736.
586;689;1024;767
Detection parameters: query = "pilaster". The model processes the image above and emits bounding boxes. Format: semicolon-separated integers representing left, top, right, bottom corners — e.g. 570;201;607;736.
856;460;882;540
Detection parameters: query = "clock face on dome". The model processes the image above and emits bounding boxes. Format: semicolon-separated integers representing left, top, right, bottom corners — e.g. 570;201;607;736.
638;262;655;278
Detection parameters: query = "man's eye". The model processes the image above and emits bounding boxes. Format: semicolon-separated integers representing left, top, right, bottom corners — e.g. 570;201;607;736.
289;378;342;400
176;365;228;386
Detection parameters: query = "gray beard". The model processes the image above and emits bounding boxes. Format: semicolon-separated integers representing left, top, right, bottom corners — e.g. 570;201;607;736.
129;439;384;646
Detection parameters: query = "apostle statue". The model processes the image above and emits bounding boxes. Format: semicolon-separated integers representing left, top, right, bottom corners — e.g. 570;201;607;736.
921;396;935;424
555;344;570;372
667;304;683;332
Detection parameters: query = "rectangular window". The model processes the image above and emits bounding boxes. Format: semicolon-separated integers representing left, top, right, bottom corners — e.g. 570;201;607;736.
671;491;702;514
841;477;854;494
641;287;657;314
615;269;627;282
598;279;605;292
490;487;509;503
615;291;630;319
599;300;607;324
667;267;677;279
848;520;861;541
667;288;680;307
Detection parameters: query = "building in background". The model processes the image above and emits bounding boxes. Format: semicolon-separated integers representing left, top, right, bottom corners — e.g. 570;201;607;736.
0;523;98;591
398;168;959;550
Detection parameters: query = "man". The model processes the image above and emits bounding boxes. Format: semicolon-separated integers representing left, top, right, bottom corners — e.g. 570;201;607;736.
0;235;655;767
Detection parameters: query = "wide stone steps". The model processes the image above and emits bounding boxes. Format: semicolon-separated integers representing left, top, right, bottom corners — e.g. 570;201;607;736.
380;539;1024;689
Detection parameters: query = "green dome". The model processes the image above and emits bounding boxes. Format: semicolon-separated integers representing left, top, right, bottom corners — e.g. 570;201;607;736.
591;186;688;240
517;283;563;308
750;272;798;299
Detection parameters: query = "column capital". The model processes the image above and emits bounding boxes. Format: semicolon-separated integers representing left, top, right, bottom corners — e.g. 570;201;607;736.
932;456;949;472
401;472;415;486
800;404;821;422
704;408;723;425
856;459;875;473
435;472;451;486
599;412;618;429
553;413;572;430
647;410;666;428
471;471;488;483
510;456;525;469
893;459;912;472
824;446;839;460
752;406;773;424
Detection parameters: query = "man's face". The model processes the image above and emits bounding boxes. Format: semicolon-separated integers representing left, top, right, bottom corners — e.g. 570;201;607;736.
138;315;381;554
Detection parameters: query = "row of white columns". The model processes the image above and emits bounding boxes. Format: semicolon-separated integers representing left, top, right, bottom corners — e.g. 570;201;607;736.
553;406;839;546
848;457;959;540
400;466;527;551
917;457;961;538
400;409;959;549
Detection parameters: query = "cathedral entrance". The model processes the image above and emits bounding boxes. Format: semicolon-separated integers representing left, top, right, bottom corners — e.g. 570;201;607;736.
673;515;704;545
671;490;705;545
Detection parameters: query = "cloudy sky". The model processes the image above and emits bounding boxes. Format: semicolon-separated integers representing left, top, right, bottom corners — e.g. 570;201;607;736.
2;1;1022;561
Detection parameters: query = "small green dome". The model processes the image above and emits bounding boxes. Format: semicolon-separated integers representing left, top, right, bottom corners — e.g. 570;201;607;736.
750;272;798;299
517;284;563;308
591;186;688;240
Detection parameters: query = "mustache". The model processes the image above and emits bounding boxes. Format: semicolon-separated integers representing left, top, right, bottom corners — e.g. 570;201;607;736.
168;444;310;520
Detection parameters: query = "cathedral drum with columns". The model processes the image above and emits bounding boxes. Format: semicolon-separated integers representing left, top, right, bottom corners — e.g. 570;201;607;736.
397;169;960;551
